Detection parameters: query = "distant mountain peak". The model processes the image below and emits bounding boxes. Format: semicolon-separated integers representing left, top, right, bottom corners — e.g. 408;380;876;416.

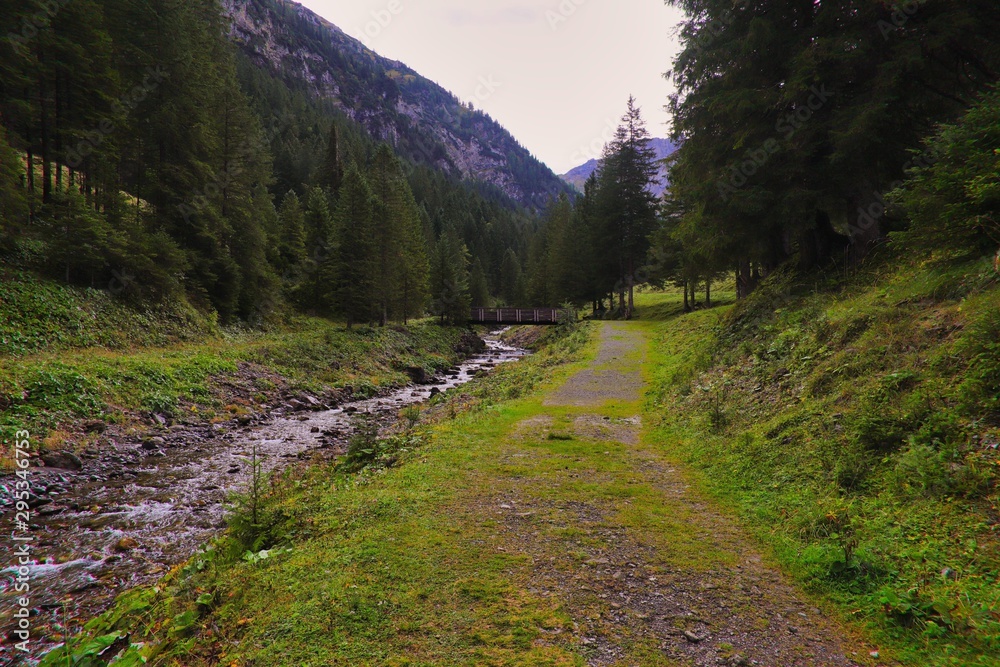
560;137;676;197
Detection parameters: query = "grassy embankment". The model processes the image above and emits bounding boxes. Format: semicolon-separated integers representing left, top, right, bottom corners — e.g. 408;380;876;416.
27;255;1000;666
0;270;471;469
638;258;999;666
38;322;594;667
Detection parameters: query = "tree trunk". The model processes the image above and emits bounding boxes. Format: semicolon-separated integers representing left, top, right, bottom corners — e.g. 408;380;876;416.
55;71;62;191
40;78;52;204
683;280;689;312
26;150;35;199
706;279;711;307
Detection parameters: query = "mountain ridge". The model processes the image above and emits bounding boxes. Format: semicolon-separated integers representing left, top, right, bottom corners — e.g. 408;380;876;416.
222;0;571;207
560;137;676;197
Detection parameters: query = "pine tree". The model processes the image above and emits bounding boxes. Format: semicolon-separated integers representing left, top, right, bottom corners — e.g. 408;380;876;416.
585;98;659;316
469;257;490;307
277;190;306;270
327;165;375;328
368;144;430;324
300;185;335;309
499;248;524;306
395;197;430;323
317;121;344;196
0;124;27;247
430;225;471;325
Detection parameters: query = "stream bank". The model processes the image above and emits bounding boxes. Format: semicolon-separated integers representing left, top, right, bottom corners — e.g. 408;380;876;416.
0;328;528;665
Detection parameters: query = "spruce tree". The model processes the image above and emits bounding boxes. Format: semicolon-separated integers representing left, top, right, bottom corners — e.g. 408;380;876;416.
277;190;307;270
430;225;471;325
469;257;491;307
317;122;344;196
327;165;375;328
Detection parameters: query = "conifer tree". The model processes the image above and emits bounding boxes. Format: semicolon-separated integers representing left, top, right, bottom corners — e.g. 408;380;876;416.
327;165;375;328
499;248;524;306
317;122;344;196
430;225;471;325
277;190;307;270
469;257;491;307
368;144;430;324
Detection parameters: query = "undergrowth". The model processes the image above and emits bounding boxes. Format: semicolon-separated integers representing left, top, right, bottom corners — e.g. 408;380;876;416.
649;254;1000;665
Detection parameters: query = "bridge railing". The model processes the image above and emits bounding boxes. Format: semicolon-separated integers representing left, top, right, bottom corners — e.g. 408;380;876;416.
469;308;567;324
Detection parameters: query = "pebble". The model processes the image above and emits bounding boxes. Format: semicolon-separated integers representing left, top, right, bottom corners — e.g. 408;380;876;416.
114;537;139;552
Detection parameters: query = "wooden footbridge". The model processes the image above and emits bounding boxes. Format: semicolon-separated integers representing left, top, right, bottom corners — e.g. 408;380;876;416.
469;308;569;325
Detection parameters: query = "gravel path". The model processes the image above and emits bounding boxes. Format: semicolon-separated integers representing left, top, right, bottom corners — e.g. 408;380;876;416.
544;322;644;407
477;322;882;667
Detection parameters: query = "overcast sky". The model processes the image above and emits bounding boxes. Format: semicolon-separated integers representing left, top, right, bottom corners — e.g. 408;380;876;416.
295;0;686;174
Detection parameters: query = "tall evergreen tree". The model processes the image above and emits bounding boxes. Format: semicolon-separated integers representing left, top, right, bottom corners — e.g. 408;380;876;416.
469;257;491;307
317;121;344;196
277;190;306;270
499;248;525;307
430;225;471;325
588;98;659;316
327;165;375;328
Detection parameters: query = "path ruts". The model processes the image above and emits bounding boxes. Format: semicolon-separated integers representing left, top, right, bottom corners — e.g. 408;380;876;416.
477;322;877;667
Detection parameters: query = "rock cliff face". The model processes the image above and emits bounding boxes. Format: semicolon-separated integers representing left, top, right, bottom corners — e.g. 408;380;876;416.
221;0;570;207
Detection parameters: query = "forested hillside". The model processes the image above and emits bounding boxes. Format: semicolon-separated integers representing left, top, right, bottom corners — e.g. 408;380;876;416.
659;0;1000;295
223;0;571;209
0;0;561;331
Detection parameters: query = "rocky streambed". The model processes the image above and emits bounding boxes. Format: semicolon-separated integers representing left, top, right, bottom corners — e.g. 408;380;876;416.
0;330;527;665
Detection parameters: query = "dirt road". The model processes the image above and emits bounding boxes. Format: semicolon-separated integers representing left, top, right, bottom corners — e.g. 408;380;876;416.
470;322;876;666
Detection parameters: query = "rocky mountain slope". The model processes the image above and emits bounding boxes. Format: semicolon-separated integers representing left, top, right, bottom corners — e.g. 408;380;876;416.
561;137;676;197
222;0;570;207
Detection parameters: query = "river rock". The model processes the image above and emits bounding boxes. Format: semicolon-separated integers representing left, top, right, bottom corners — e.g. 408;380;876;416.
40;451;84;471
83;420;107;434
456;331;487;355
114;537;139;552
404;366;430;384
429;387;442;397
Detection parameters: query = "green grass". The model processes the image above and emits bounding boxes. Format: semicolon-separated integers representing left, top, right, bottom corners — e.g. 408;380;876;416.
38;324;594;667
645;258;1000;666
0;268;217;356
0;272;473;466
0;320;467;451
29;263;1000;666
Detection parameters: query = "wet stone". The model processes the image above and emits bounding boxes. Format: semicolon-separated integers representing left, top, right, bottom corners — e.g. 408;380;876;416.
40;451;84;471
